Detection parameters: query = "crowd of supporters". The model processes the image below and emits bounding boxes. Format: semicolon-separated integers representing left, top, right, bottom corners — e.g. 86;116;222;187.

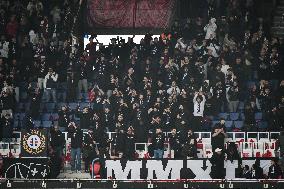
0;0;284;175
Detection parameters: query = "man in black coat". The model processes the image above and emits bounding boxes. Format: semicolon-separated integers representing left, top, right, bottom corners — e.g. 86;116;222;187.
151;128;165;158
50;125;65;159
210;148;225;179
68;122;83;173
168;128;182;158
83;128;98;172
268;158;283;179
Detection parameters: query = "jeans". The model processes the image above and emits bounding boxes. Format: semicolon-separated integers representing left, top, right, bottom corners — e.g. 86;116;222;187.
228;100;239;112
71;147;81;171
44;88;57;102
78;79;88;99
154;149;164;159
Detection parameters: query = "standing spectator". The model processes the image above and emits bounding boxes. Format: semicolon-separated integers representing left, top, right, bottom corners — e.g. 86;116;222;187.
169;128;182;158
192;91;206;131
50;125;65;159
204;18;217;39
124;126;136;159
210;148;225;179
227;81;240;112
268;158;283;179
83;128;98;173
44;67;58;102
76;106;92;130
0;112;13;142
68;122;83;173
0;35;9;60
151;128;165;158
211;119;227;151
77;58;89;101
242;165;251;179
181;129;197;158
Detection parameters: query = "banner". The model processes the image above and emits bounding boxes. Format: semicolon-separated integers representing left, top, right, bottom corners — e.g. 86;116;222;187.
86;0;175;29
21;129;48;157
98;159;272;179
3;158;49;179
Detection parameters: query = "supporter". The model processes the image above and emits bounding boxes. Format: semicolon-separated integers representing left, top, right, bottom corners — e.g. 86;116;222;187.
227;81;240;112
242;165;251;179
83;128;98;173
210;148;225;179
168;128;182;158
44;67;58;102
123;126;136;159
151;128;165;158
68;122;83;173
211;119;227;151
75;106;92;130
27;83;42;119
181;129;197;158
268;158;283;179
50;125;65;159
0;111;13;142
192;91;206;131
58;105;71;131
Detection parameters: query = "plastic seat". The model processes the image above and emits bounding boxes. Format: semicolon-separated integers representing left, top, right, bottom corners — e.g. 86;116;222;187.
68;103;78;110
218;113;228;120
258;121;268;130
211;120;219;128
51;113;59;120
234;121;244;129
80;102;89;108
34;120;41;128
225;121;233;131
45;102;56;113
41;113;52;121
229;112;239;121
238;102;245;111
255;112;263;120
42;121;52;128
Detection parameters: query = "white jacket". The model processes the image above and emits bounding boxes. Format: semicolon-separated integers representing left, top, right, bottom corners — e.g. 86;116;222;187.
204;18;217;39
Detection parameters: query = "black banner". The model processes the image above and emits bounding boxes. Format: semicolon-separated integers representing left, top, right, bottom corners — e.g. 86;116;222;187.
3;158;50;179
20;129;48;157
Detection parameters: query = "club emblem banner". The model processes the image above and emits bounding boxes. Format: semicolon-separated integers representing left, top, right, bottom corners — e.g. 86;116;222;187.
21;129;47;157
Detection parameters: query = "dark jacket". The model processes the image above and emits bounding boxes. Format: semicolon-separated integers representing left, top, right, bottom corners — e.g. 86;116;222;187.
68;127;83;148
152;133;165;150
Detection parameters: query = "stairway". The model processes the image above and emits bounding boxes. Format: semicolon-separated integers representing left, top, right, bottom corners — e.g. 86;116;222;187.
271;0;284;37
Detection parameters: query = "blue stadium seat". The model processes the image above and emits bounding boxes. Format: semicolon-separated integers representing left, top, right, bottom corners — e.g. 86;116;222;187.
41;113;52;121
234;121;244;129
229;112;239;121
34;120;41;128
15;103;25;112
218;113;228;120
240;113;245;120
258;121;268;130
56;102;67;110
211;120;219;128
24;102;31;112
246;81;256;89
13;120;19;128
80;102;89;108
68;103;78;110
42;121;52;128
225;121;233;130
255;112;263;120
45;102;56;113
19;91;28;101
51;113;59;120
238;101;245;111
